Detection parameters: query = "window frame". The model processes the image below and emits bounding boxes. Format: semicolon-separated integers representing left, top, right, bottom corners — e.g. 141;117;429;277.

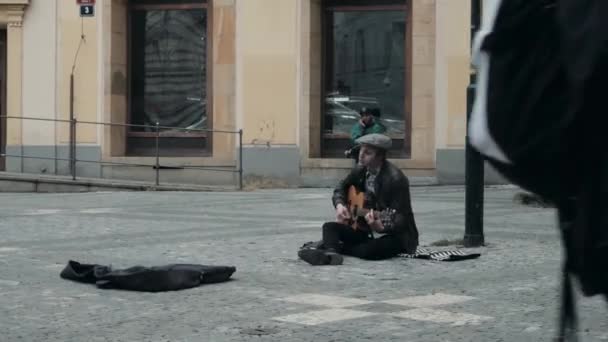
321;0;412;158
126;0;213;155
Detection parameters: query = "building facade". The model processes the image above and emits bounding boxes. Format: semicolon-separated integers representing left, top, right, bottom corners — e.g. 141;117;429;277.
0;0;501;187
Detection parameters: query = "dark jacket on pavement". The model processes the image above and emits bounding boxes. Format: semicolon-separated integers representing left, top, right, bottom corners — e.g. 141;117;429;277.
60;260;236;292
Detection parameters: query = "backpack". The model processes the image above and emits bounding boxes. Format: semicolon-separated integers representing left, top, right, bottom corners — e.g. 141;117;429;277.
469;0;608;339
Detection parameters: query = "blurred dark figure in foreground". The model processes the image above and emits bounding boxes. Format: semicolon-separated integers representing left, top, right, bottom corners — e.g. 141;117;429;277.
469;0;608;340
513;192;554;208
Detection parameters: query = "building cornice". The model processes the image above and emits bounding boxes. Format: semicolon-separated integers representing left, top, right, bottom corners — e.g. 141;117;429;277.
0;0;29;5
0;0;29;27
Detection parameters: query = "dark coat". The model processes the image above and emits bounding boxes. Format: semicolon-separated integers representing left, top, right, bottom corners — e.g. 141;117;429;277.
60;260;236;292
332;160;419;254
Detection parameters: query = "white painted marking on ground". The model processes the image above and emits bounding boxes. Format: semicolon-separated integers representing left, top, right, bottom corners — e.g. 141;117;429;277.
524;325;542;332
273;308;377;326
292;194;327;200
390;308;493;326
292;221;325;228
273;293;493;328
510;286;536;292
0;247;22;253
23;209;62;215
79;208;119;214
0;279;19;286
280;294;373;308
383;293;475;308
73;293;100;298
44;264;65;270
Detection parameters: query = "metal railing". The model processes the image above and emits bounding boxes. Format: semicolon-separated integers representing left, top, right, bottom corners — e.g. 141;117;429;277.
0;115;244;190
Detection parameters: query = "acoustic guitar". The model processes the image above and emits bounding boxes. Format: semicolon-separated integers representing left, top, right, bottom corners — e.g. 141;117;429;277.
346;185;396;231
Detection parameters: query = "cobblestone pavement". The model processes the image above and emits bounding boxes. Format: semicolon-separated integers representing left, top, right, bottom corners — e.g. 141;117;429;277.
0;187;606;341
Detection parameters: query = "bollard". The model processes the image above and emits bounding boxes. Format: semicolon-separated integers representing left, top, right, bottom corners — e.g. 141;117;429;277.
155;122;160;186
464;0;484;247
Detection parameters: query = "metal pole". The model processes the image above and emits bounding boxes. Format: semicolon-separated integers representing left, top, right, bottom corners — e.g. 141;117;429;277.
69;73;74;177
464;0;484;247
238;129;243;190
155;122;160;186
71;118;77;180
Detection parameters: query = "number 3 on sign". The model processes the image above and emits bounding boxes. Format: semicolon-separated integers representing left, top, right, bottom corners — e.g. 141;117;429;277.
80;5;94;17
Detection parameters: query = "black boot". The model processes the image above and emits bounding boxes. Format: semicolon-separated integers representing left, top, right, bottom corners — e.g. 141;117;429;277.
298;248;343;266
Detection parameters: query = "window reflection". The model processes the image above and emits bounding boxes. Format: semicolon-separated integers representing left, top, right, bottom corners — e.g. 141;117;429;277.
325;10;407;137
130;9;207;133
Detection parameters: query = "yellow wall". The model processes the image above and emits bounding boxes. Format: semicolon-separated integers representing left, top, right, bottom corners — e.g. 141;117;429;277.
5;1;27;146
297;0;322;158
435;0;470;149
57;0;99;145
9;0;100;148
211;0;237;157
238;0;298;146
105;0;127;157
22;0;55;146
410;0;436;164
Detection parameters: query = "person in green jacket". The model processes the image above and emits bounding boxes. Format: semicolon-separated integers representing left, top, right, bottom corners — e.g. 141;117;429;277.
351;107;387;143
346;107;387;161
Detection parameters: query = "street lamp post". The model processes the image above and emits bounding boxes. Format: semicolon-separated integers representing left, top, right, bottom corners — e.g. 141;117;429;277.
464;0;484;247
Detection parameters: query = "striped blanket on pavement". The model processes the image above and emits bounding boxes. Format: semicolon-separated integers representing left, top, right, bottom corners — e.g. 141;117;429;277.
399;248;481;261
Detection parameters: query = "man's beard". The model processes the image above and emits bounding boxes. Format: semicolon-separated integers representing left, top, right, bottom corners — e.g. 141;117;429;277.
359;158;381;171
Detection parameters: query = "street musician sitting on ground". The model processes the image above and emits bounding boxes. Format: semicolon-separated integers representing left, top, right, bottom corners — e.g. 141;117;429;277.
298;134;419;265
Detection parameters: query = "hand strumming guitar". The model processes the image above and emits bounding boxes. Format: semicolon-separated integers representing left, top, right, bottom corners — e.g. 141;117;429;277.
336;203;351;224
365;209;385;233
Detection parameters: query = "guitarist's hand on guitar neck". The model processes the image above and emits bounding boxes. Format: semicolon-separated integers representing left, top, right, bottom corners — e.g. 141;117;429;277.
365;209;385;233
336;203;351;224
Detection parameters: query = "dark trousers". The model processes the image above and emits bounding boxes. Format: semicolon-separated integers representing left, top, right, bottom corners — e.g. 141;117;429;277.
322;222;403;260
